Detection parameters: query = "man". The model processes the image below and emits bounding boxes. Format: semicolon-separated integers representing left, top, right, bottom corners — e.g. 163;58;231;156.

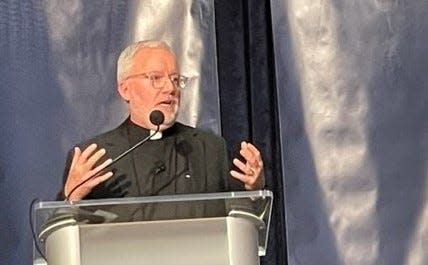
59;40;264;202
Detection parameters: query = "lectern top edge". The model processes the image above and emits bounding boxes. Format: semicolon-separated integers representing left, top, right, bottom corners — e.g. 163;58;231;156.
34;189;273;209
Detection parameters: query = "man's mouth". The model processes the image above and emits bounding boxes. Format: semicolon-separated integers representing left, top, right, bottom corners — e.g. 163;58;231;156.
157;99;174;107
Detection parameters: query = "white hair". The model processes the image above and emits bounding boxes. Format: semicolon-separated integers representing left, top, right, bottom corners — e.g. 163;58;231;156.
116;40;175;82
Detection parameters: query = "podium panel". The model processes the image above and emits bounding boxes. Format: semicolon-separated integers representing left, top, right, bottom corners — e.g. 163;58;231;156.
33;190;273;265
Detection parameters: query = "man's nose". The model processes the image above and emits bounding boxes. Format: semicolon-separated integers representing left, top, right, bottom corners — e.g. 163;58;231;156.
162;78;177;94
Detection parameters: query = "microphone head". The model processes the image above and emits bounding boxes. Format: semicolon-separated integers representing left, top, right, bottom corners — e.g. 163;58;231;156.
149;110;165;126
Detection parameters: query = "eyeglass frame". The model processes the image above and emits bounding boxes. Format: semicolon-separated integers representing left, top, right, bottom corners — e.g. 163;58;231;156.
123;72;189;89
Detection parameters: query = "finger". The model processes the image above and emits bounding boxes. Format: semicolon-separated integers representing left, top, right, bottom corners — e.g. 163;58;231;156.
78;158;113;184
92;171;114;186
245;143;261;160
233;158;252;175
86;148;107;168
69;147;82;170
89;158;113;176
230;169;251;184
95;171;113;185
79;143;98;162
239;145;255;163
231;169;259;189
241;146;263;168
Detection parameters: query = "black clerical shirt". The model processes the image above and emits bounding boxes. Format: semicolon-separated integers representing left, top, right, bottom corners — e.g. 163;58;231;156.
59;118;239;200
58;118;243;220
126;120;193;196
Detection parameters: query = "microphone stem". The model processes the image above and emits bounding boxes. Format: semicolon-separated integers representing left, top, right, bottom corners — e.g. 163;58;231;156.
110;126;159;166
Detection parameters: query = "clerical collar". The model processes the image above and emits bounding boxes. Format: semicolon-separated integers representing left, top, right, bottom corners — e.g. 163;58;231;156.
126;118;181;144
149;130;162;140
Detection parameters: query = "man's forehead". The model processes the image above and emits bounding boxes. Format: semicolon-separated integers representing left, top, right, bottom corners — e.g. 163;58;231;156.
131;47;177;70
134;46;174;59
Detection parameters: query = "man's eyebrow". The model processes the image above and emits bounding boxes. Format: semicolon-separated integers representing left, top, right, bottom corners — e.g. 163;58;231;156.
145;71;178;75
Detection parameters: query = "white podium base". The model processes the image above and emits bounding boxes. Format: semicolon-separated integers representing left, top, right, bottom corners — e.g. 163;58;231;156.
43;217;259;265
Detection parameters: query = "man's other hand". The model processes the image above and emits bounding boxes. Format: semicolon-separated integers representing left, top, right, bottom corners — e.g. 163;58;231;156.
64;144;113;201
230;141;265;190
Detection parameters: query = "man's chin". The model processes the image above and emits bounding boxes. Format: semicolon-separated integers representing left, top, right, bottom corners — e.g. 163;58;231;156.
158;112;177;131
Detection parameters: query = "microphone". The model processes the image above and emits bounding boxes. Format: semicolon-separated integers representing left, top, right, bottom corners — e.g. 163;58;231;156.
150;110;164;126
65;110;165;201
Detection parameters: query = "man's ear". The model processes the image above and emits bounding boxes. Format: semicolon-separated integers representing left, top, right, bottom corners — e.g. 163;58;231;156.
117;81;130;101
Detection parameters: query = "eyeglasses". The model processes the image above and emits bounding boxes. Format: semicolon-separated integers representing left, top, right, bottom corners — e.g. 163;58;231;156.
124;72;189;89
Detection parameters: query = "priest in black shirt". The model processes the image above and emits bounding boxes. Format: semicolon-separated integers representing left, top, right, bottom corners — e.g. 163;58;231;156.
58;40;265;205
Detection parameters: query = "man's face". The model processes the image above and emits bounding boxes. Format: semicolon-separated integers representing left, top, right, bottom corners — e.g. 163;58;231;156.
118;47;180;130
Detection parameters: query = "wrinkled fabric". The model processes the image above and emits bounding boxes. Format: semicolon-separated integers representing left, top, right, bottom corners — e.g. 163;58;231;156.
271;0;428;264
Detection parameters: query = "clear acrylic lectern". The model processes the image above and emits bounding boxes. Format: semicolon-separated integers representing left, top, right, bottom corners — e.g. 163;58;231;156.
32;190;272;265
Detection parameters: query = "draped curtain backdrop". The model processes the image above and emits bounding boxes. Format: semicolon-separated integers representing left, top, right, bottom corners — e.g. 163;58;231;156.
0;1;287;264
271;0;428;264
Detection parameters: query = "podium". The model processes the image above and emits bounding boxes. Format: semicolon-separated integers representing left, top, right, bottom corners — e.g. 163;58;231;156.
32;190;273;265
